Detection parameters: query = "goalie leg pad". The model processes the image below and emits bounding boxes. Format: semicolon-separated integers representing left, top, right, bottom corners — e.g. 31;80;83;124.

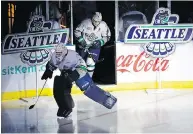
75;73;93;91
75;73;117;109
84;84;117;109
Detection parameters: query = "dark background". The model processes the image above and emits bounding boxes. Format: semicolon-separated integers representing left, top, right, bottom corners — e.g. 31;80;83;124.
118;1;193;24
1;1;71;39
118;1;156;23
1;1;44;38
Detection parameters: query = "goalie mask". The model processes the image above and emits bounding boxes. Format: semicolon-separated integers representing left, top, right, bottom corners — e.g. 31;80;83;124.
55;43;68;62
92;12;102;27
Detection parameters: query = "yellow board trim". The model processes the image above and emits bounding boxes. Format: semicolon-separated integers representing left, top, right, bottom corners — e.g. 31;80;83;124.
2;81;193;101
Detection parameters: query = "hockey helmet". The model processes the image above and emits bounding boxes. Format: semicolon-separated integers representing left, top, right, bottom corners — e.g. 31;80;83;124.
55;43;68;58
92;12;102;27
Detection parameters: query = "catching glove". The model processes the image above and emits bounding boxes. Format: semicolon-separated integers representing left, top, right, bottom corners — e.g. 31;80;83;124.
41;70;53;80
41;62;57;80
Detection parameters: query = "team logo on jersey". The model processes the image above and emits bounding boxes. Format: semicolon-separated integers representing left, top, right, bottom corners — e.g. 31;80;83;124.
2;15;69;66
86;33;98;42
124;8;193;58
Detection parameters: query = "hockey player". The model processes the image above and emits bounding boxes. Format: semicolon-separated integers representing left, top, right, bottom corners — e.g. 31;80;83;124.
41;43;117;118
74;12;111;77
49;3;63;29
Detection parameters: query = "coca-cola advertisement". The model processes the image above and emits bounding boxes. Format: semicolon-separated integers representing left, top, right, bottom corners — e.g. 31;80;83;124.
117;51;169;73
116;41;193;83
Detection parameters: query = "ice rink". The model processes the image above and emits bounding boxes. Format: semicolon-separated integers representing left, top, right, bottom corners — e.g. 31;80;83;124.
2;89;193;133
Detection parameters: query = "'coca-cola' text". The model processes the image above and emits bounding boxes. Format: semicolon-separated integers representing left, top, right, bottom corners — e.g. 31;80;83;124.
116;51;169;73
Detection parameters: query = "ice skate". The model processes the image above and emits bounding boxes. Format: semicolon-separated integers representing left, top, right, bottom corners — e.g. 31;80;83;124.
57;108;72;118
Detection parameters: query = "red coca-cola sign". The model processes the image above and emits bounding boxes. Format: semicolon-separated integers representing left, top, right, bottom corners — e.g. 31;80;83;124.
117;51;169;73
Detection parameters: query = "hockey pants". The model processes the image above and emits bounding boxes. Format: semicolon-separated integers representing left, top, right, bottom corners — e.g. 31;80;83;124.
53;75;75;111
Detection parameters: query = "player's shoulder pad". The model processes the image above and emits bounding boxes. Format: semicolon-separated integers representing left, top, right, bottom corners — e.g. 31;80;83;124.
70;50;82;57
68;49;78;55
51;51;56;56
68;50;82;60
99;21;108;28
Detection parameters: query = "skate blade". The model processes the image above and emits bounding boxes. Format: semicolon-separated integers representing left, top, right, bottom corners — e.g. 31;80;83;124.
57;113;72;119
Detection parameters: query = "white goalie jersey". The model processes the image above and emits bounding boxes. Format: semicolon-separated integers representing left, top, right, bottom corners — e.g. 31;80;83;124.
74;18;111;45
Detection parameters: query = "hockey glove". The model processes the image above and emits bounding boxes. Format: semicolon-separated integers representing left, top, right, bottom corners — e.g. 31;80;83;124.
90;39;104;49
41;70;53;80
41;62;57;80
78;37;87;48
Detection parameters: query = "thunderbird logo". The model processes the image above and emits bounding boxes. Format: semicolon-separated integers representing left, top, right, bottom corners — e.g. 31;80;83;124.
2;15;69;66
124;8;193;58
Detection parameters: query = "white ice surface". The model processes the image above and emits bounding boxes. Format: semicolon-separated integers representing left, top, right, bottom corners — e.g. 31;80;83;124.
2;89;193;133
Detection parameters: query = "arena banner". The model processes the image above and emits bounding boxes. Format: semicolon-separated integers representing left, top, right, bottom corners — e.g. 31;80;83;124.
123;8;193;58
2;15;70;66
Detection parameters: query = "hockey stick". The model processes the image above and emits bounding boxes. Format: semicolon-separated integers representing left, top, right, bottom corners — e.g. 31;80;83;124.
85;44;115;62
29;79;48;109
86;49;104;64
103;45;115;49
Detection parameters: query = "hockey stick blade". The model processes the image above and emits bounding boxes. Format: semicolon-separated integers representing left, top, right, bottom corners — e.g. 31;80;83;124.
28;79;48;110
29;104;35;109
